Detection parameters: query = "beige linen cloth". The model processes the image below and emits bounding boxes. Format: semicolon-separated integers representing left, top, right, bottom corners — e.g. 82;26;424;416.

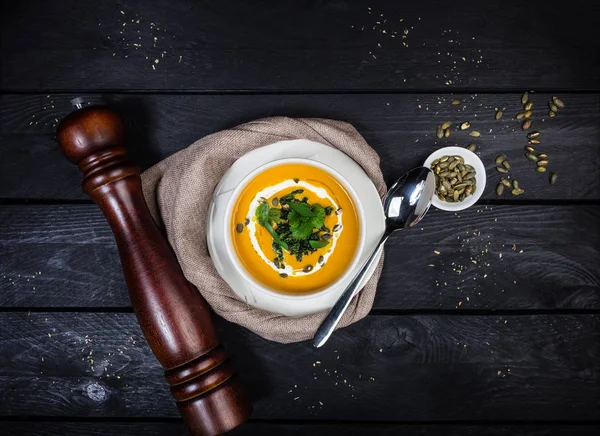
141;117;386;343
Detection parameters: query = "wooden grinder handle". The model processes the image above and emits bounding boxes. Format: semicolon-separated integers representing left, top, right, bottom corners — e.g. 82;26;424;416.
56;104;251;435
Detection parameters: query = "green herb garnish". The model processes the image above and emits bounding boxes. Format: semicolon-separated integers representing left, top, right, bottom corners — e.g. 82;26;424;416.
253;189;331;262
255;202;288;250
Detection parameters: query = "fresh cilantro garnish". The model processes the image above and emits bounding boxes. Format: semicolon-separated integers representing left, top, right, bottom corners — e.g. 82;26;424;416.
252;188;332;263
255;202;288;250
309;240;330;249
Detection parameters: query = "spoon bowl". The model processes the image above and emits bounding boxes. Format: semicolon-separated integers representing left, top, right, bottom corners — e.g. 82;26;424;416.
313;166;435;348
384;166;436;231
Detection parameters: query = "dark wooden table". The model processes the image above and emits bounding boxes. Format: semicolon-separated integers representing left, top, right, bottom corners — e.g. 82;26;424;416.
1;1;599;435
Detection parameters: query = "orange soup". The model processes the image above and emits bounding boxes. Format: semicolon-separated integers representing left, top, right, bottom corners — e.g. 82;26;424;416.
231;163;360;295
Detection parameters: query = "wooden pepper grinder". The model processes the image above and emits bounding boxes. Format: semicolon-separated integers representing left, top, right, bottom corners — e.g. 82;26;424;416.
56;99;252;435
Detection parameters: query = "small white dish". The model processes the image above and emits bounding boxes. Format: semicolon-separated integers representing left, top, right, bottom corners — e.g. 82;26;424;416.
423;146;486;211
206;139;386;317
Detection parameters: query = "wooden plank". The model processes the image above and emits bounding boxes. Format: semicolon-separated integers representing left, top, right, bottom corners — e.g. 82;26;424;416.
0;312;598;420
1;422;597;436
1;93;598;200
1;204;598;309
1;0;599;91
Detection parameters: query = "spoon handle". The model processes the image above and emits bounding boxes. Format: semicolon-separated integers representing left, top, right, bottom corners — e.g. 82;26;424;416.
313;229;392;348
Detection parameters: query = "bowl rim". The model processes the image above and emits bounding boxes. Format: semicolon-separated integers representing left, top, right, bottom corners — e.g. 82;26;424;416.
423;146;487;212
223;157;367;300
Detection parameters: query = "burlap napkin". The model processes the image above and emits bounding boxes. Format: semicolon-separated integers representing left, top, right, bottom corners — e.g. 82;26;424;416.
141;117;386;343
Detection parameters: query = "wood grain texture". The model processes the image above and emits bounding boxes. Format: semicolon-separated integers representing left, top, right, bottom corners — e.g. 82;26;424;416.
1;93;599;200
1;313;599;420
1;0;599;91
1;204;598;310
1;422;598;436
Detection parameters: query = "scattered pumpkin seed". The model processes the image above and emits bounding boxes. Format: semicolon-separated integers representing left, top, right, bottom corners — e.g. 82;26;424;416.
527;131;540;139
550;172;558;185
460;121;471;130
441;121;452;130
502;160;511;170
496;183;504;196
521;91;529;105
495;154;506;164
524;102;533;111
444;127;451;138
496;166;508;173
552;96;565;108
451;99;461;105
529;139;541;145
536;166;547;173
469;131;481;137
436;126;444;139
538;153;548;159
512;188;525;196
501;178;511;187
526;153;538;161
537;160;549;166
279;273;289;278
236;223;244;233
495;109;503;120
524;110;533;118
549;102;559;113
525;145;535;152
522;119;532;130
516;112;525;119
549;110;556;118
512;180;519;189
466;143;477;152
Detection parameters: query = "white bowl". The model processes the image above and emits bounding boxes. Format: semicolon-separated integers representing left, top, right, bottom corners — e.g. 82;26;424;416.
223;157;367;299
423;146;486;211
206;139;386;316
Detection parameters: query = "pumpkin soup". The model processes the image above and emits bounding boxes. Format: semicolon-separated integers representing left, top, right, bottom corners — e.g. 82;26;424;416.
231;163;360;294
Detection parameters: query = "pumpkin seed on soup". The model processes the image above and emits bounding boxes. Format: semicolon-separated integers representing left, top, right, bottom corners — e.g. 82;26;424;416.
236;223;244;233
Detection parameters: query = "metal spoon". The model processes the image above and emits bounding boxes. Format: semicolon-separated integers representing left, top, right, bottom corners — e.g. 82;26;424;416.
313;166;435;348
